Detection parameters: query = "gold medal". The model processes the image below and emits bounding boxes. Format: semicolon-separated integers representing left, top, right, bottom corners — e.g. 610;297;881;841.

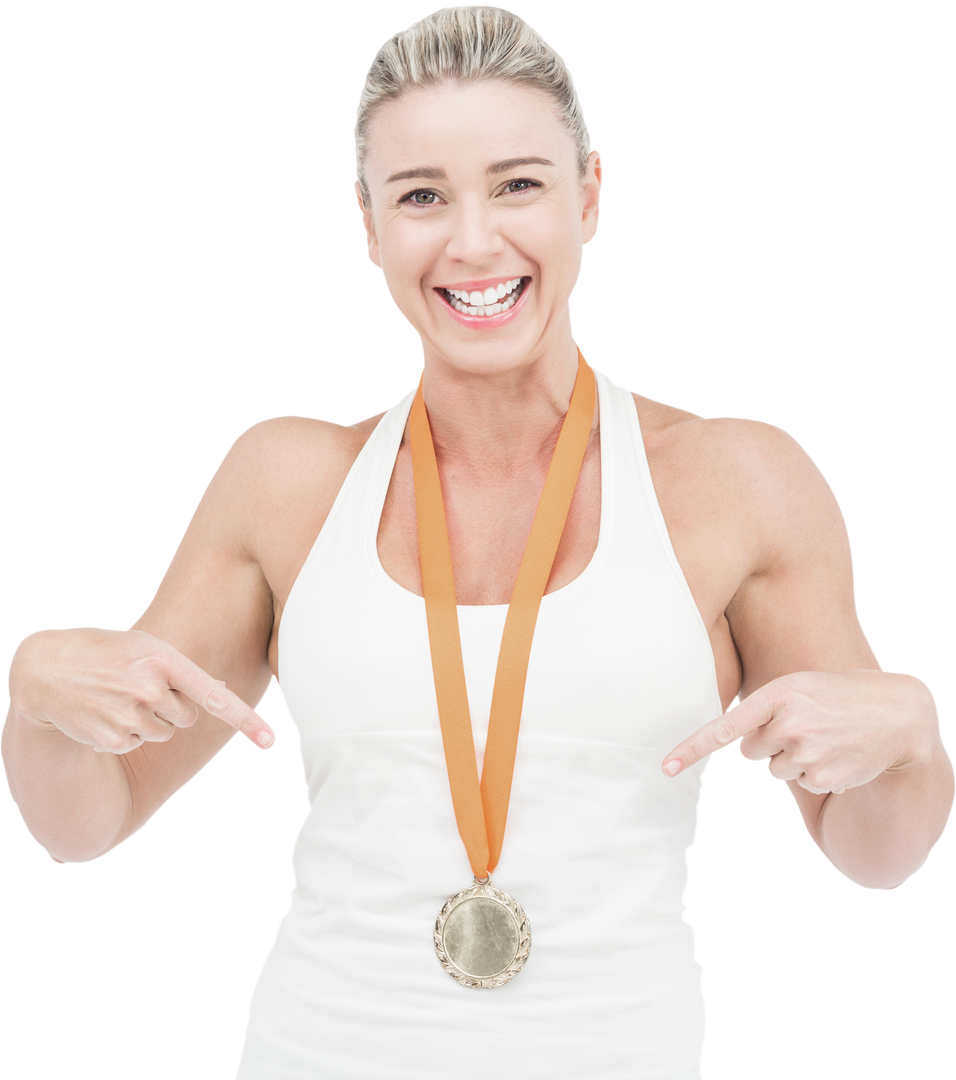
410;352;596;988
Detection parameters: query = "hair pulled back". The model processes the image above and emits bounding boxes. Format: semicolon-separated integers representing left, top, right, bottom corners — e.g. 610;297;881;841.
355;6;590;204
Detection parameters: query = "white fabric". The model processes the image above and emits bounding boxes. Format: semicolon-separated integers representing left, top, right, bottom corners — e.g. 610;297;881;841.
237;370;722;1080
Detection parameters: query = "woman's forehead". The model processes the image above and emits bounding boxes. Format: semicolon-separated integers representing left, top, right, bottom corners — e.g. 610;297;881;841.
365;81;574;185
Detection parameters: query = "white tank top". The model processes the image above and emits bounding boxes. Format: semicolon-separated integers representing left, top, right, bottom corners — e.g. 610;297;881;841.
237;370;721;1080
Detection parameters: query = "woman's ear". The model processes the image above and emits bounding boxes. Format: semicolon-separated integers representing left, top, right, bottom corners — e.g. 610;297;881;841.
583;149;604;247
352;181;378;270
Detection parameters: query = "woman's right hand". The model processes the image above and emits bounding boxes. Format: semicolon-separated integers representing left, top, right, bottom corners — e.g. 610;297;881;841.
9;627;275;754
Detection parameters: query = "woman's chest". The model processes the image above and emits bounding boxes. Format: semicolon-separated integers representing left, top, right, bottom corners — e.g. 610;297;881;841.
270;402;745;711
376;436;603;607
373;435;741;711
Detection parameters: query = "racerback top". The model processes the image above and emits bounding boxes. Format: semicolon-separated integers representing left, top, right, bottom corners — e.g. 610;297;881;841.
236;369;722;1080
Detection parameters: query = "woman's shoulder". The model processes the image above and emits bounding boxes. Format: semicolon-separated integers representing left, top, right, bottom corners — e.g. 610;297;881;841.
233;411;385;455
633;388;837;529
632;390;817;493
225;412;384;487
198;412;389;599
631;392;699;440
203;414;380;523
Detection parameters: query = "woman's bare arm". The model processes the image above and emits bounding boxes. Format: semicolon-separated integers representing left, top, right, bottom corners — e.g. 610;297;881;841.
2;426;282;862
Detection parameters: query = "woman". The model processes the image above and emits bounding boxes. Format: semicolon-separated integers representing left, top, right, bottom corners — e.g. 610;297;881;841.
3;7;952;1079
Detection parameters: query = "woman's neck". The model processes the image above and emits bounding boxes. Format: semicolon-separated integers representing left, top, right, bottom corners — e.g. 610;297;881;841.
418;337;584;479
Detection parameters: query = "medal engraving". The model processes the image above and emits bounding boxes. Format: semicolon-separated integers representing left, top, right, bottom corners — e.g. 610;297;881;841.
434;880;531;988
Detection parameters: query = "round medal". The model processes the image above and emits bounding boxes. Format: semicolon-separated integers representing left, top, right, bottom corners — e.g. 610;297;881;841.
434;879;531;988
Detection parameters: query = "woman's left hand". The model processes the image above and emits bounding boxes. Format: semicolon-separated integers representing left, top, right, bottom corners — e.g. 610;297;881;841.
662;668;939;794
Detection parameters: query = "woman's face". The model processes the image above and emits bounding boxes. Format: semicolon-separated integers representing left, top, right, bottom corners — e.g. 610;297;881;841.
359;79;600;376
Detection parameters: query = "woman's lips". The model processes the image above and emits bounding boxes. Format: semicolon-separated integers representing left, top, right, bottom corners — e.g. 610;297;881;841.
432;278;529;328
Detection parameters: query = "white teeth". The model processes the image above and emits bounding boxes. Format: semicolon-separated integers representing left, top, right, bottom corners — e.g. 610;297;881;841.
443;277;524;317
447;278;522;304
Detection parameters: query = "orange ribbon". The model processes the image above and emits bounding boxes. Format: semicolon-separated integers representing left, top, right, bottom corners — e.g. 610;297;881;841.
409;352;596;879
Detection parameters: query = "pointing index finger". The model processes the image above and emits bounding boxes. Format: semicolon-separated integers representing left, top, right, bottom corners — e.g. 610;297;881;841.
662;692;774;776
164;653;275;748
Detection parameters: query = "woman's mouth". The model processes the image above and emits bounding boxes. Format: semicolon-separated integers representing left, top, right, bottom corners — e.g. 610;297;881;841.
439;277;527;317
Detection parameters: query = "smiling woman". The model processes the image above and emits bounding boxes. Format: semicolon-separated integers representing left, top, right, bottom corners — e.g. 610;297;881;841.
357;74;600;376
221;2;946;1080
5;6;946;1080
351;6;594;391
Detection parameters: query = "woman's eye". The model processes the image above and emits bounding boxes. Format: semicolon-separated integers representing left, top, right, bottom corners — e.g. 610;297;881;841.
503;179;538;194
399;179;540;206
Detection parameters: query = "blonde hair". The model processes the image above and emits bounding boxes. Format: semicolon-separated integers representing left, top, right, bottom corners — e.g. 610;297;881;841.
355;6;590;204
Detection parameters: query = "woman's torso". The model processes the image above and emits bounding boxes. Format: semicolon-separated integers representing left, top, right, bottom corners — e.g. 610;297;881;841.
261;383;742;712
233;365;730;1080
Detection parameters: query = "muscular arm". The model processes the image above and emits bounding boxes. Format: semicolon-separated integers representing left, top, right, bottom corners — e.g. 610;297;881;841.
116;408;373;823
718;421;878;701
712;412;950;885
4;423;286;861
117;433;278;833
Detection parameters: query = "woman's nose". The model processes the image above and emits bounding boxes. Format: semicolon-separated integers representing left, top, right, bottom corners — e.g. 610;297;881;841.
443;200;505;266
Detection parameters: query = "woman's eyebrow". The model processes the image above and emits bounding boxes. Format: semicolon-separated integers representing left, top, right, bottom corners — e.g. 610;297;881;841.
384;157;556;185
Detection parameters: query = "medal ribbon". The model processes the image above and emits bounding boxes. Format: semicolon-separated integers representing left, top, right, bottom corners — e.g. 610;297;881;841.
409;351;596;879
